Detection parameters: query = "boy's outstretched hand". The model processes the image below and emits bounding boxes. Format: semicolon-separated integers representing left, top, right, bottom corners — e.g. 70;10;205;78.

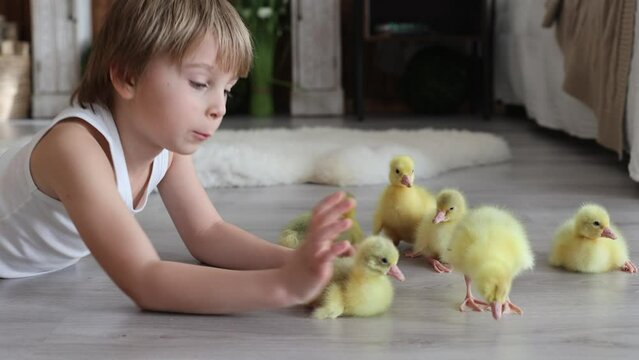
278;192;355;305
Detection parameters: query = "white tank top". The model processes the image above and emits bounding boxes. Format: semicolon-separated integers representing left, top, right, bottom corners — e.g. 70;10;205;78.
0;104;170;278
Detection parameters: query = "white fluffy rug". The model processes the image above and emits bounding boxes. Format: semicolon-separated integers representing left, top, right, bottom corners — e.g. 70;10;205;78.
0;127;510;188
192;127;511;187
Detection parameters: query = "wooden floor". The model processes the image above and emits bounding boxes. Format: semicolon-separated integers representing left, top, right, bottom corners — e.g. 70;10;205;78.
1;115;638;359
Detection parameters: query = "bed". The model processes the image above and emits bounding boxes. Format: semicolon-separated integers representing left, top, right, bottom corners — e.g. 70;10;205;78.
494;0;639;182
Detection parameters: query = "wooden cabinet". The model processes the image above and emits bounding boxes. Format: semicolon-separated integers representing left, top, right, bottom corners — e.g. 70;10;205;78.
290;0;344;115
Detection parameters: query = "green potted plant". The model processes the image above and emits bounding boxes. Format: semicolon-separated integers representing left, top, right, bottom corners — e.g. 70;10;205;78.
234;0;289;117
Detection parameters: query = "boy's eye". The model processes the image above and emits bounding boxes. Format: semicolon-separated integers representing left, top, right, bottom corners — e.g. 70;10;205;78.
189;80;208;90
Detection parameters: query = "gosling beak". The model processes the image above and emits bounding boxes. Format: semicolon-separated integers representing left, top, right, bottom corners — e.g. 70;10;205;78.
601;227;617;240
400;175;412;188
491;302;502;320
433;210;446;224
386;264;405;281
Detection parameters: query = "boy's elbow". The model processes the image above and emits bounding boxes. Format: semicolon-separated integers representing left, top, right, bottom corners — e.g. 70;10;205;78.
119;265;165;312
132;295;161;312
123;285;149;310
122;283;158;311
184;242;215;267
188;250;208;267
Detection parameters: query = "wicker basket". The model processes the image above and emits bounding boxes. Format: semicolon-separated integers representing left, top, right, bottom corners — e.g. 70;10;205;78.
0;41;31;121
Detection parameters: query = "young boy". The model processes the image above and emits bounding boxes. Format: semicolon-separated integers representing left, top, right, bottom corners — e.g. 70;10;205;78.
0;0;354;314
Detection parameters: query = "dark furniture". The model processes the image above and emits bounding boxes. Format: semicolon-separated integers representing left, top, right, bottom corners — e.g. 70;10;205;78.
353;0;495;120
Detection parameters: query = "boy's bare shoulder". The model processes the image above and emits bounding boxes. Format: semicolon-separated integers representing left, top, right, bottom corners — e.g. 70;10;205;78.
31;117;115;199
39;118;110;152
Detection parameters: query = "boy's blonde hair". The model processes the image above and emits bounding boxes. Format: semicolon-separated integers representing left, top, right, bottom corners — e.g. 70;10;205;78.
74;0;253;109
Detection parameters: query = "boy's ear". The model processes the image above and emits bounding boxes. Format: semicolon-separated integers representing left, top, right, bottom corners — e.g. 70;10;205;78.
109;64;136;100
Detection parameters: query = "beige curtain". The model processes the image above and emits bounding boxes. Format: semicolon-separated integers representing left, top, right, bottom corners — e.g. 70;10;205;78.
543;0;636;155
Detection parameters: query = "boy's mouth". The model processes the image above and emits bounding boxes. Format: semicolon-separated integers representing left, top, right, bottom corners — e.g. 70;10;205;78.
193;131;211;140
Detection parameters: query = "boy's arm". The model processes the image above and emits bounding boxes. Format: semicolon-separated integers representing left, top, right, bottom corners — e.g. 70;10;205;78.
157;152;292;270
34;122;353;314
32;123;299;313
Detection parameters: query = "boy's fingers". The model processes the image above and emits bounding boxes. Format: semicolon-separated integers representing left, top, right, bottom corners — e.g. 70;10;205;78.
296;218;350;256
317;240;353;263
343;245;356;257
311;198;356;231
333;240;354;257
313;192;346;218
308;219;352;250
314;192;345;215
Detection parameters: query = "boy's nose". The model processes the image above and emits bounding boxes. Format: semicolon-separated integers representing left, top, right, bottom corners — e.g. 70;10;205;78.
208;106;225;120
208;97;226;119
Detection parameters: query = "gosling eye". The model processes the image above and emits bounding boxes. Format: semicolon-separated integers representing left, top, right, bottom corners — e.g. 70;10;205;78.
449;207;455;211
381;257;388;264
593;221;600;227
411;169;414;174
395;169;400;174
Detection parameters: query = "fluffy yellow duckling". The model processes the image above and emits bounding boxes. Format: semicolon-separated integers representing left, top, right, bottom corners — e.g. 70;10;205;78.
443;206;534;320
549;204;637;273
279;194;365;249
310;235;405;319
412;189;467;273
372;155;436;251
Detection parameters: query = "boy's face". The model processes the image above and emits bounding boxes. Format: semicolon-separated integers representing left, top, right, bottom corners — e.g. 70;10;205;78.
125;32;238;155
